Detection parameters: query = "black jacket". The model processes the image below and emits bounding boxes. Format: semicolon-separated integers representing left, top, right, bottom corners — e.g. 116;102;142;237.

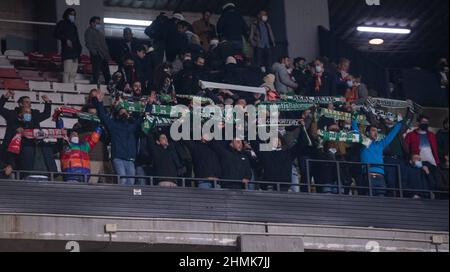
148;135;183;178
184;141;222;179
210;141;252;188
0;95;52;162
93;97;146;161
308;72;334;97
54;18;82;61
292;69;312;95
437;129;449;162
217;6;248;41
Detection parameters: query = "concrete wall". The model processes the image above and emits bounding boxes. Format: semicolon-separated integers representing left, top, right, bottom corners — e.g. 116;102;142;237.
0;0;37;52
0;214;448;252
283;0;330;61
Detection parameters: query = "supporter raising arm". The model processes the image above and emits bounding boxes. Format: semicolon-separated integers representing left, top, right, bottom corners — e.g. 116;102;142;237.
55;118;103;183
91;90;150;186
352;112;403;197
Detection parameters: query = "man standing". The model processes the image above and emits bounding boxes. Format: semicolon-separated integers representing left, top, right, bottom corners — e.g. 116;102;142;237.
352;114;403;197
85;16;111;85
217;2;248;53
249;10;276;73
0;90;52;166
54;8;82;83
193;10;216;52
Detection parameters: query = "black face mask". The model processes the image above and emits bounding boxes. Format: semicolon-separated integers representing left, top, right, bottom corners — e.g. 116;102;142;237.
119;114;129;121
419;124;429;131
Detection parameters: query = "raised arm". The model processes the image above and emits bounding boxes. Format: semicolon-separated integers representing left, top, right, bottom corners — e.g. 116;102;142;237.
35;95;52;123
379;121;402;148
0;90;15;120
92;92;114;130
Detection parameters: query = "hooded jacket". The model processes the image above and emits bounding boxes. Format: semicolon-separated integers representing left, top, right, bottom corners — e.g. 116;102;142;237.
217;5;248;41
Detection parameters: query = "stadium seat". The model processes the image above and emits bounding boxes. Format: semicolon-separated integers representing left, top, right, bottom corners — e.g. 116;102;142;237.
77;84;97;94
1;79;29;91
99;85;108;93
40;92;62;104
19;70;43;81
13;91;39;102
4;50;28;61
62;93;87;106
52;82;76;93
0;68;20;79
29;81;52;92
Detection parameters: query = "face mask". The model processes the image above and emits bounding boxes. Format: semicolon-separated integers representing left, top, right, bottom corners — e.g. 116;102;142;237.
70;137;80;144
95;24;103;30
414;161;423;169
68;15;75;23
419;124;429;131
23;113;32;122
344;125;351;130
119;114;129;121
261;16;268;22
386;124;395;128
347;81;354;88
329;148;337;155
315;66;323;73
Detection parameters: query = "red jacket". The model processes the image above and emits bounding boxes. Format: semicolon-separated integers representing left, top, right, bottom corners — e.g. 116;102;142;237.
404;130;440;166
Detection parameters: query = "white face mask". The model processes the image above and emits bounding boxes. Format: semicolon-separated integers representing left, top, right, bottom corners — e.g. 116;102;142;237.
329;148;337;155
414;161;423;169
347;81;354;88
316;66;323;73
261;16;268;22
70;137;80;145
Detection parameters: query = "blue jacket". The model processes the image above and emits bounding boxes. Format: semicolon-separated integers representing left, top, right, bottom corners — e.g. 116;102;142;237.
93;98;148;161
352;120;402;175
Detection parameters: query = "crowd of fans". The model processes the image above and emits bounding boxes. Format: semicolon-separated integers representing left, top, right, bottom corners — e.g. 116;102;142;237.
0;3;449;199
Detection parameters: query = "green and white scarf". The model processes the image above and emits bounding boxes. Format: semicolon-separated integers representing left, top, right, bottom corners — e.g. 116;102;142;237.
317;108;368;125
116;100;145;113
176;95;215;105
261;101;315;112
281;95;347;105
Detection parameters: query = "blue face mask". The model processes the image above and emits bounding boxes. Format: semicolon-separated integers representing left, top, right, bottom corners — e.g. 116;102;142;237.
23;113;32;122
95;24;103;30
68;15;75;23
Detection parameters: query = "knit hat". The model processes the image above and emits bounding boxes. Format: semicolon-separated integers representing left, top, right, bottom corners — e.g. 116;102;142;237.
173;13;185;21
222;3;236;10
226;56;237;65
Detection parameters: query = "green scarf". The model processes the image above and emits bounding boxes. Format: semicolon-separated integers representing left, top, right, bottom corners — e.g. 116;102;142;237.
281;95;347;105
317;108;368;125
261;101;315;112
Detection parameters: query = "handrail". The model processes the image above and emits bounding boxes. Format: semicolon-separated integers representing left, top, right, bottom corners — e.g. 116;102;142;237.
5;161;448;200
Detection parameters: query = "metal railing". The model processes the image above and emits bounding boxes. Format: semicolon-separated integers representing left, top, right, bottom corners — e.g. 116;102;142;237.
305;159;449;199
4;160;449;200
